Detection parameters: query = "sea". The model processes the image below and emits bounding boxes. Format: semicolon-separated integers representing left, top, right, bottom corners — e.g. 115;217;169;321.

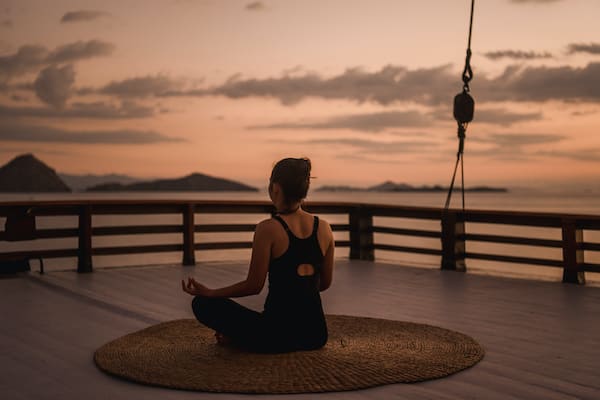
1;188;599;286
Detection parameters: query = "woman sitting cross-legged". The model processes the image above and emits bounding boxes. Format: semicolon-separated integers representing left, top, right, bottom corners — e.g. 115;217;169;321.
181;157;335;353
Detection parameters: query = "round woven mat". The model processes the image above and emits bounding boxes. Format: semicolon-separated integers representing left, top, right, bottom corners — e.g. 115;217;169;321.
94;315;484;393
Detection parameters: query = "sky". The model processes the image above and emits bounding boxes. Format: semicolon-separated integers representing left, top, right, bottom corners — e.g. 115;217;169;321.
1;0;599;189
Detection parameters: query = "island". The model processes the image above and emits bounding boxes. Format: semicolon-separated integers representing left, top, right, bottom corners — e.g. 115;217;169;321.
316;180;507;193
0;154;71;193
86;172;258;192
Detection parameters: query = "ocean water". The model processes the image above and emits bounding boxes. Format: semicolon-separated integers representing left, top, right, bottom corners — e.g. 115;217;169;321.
1;188;599;285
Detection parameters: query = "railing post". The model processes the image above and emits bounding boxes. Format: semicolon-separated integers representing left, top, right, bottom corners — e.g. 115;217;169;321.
77;205;93;273
349;206;374;261
441;210;466;271
561;218;585;284
182;203;196;266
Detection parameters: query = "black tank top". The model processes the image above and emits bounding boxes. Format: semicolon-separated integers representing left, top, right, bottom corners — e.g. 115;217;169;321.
263;215;326;333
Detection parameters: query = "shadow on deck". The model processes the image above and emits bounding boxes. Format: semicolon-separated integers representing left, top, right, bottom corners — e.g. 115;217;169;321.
2;259;600;400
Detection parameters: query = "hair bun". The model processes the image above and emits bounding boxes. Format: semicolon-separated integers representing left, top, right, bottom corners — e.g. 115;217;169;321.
270;157;312;205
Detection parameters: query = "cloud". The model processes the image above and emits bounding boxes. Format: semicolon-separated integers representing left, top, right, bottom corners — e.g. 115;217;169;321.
567;43;600;55
206;65;457;106
475;108;543;125
470;133;565;146
10;94;29;102
510;0;563;3
0;122;183;144
166;62;600;106
34;64;76;108
249;110;434;132
60;10;110;23
0;101;155;119
297;137;436;154
0;45;47;80
46;40;115;63
101;75;184;98
536;148;600;162
0;40;114;81
483;50;553;60
245;2;266;11
465;132;567;161
430;107;543;126
571;109;597;117
478;63;600;103
282;137;436;164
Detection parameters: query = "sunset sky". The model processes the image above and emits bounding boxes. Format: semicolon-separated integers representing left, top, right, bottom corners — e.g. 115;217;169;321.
1;0;599;189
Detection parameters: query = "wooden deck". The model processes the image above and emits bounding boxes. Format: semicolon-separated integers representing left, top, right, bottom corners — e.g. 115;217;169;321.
2;259;600;400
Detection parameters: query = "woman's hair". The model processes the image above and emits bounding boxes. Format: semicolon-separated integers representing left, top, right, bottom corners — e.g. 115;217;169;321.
270;157;311;205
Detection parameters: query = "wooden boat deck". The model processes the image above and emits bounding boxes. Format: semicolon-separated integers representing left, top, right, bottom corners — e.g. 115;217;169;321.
2;259;600;400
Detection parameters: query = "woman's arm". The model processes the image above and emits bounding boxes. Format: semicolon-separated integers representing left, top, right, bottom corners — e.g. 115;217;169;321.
319;221;335;292
182;220;272;298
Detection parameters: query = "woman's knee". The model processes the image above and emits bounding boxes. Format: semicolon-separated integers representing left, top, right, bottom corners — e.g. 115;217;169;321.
191;295;212;317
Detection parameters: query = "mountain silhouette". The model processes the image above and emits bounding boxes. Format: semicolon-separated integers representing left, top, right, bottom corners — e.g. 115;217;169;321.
0;154;71;192
59;173;145;192
86;172;258;192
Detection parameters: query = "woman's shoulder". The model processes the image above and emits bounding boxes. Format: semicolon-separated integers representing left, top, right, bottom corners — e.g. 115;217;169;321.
316;216;332;234
256;217;279;231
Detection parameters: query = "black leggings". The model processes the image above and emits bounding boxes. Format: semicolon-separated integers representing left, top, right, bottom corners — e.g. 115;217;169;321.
191;296;327;353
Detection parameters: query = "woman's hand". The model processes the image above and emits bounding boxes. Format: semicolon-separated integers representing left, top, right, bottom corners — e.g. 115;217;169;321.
181;277;213;297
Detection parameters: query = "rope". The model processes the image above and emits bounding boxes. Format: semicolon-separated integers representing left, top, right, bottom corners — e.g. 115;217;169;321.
445;0;475;212
462;0;475;91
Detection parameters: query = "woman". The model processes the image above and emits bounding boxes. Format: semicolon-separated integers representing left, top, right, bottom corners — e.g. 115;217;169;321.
181;157;335;353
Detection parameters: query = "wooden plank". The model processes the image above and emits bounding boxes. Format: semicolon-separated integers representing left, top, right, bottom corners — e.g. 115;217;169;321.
0;204;81;217
368;205;442;220
583;262;600;273
582;242;600;251
0;248;78;260
303;204;354;214
373;226;440;238
464;233;562;248
466;252;564;267
441;211;466;271
77;205;92;273
182;204;195;266
194;202;273;214
562;219;585;284
330;223;350;232
3;199;600;286
334;240;350;248
464;211;563;227
93;244;183;256
374;244;441;256
349;207;374;261
194;224;256;233
4;259;598;400
0;227;78;240
93;225;182;235
92;204;183;215
195;242;252;251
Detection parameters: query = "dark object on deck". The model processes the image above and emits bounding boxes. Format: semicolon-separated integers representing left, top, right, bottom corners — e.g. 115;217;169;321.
0;259;31;274
2;207;44;274
94;315;484;393
5;208;36;241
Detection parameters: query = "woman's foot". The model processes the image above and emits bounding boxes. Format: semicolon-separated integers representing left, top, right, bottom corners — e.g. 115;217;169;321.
214;332;232;346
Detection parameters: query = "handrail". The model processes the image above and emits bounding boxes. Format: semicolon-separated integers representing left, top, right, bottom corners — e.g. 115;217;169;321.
1;200;599;284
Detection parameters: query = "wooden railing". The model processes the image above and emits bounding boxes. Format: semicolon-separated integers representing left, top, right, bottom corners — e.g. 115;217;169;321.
1;200;599;284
